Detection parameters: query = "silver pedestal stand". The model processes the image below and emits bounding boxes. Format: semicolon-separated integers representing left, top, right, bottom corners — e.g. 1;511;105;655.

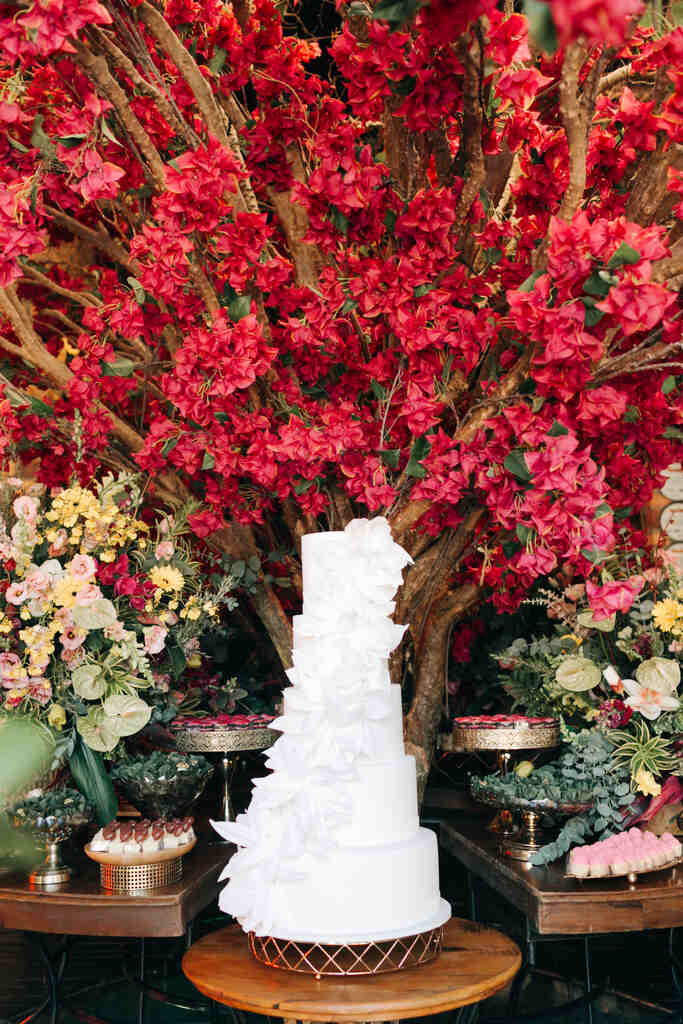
174;726;278;823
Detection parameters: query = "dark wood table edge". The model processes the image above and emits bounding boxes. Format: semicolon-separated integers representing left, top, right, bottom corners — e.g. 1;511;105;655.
0;842;230;937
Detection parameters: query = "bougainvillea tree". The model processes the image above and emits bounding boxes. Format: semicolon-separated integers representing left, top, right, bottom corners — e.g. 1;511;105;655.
1;0;681;786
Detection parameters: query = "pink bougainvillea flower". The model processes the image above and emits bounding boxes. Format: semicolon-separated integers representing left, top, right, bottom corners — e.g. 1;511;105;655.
586;576;645;620
68;554;97;582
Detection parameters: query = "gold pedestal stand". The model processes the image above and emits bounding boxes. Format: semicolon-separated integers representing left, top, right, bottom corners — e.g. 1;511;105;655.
174;725;278;823
249;925;444;976
29;822;74;887
453;720;560;837
501;809;546;862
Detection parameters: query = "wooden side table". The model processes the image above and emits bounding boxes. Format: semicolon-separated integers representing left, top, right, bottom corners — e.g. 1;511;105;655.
182;918;521;1023
1;843;227;1024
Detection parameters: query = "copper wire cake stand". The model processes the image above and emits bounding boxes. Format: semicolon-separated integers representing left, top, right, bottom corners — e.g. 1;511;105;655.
249;926;444;976
173;725;278;822
453;720;560;836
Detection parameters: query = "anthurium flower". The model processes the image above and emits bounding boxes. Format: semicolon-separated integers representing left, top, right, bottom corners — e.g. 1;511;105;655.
635;658;681;694
71;664;105;700
102;694;151;737
556;655;601;692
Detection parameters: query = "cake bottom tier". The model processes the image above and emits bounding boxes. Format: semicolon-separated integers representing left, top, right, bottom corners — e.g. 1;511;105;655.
262;826;451;943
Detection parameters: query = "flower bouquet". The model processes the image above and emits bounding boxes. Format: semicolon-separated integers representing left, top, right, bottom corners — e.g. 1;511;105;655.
492;555;682;862
0;474;236;820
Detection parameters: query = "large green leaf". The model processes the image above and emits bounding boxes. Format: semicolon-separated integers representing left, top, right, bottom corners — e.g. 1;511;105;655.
68;735;118;825
0;716;56;810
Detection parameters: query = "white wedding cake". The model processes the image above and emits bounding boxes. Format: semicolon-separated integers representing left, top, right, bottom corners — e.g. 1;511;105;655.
213;517;450;943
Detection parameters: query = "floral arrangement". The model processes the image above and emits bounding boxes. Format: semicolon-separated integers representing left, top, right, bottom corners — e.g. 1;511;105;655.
0;474;236;757
495;559;682;799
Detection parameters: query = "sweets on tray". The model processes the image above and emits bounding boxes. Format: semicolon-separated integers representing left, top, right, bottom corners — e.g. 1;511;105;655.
90;817;195;857
567;829;682;878
170;713;275;730
453;715;557;729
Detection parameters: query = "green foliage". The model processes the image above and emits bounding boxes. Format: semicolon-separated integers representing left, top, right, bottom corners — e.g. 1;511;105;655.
68;736;118;826
111;750;211;784
11;786;92;825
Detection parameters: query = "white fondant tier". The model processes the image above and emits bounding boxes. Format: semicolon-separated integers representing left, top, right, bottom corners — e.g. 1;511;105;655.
336;756;418;845
265;826;451;943
281;683;405;763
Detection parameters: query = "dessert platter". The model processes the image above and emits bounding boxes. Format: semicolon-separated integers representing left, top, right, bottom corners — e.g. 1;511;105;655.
172;713;279;821
566;828;682;884
212;518;451;974
452;714;560;751
454;715;561;835
85;817;196;891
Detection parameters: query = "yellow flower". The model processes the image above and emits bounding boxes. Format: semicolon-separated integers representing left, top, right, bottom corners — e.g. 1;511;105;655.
19;606;31;620
634;767;661;798
652;599;683;633
51;575;82;609
185;605;201;621
149;565;184;593
186;653;202;668
0;615;12;635
100;549;116;563
48;705;67;730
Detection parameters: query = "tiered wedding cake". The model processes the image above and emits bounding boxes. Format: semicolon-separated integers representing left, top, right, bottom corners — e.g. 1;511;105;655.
213;517;450;943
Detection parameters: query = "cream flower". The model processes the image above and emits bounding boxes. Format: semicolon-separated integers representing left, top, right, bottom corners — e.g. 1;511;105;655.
634;767;661;797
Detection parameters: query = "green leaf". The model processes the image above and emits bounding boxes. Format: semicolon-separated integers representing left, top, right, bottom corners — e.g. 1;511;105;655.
663;426;683;440
662;375;677;395
231;560;246;578
523;0;558;53
384;209;397;235
518;269;544;293
581;297;605;327
100;118;122;148
623;405;640;423
372;0;422;26
127;276;146;304
293;479;313;494
329;207;349;235
28;395;54;418
209;47;227;74
583;271;611;297
594;502;612;519
405;434;431;478
56;134;86;149
484;247;503;265
370;378;387;401
504;450;532;483
607;242;640;270
515;523;535;545
69;735;117;826
30;114;56;160
247;555;261;572
413;283;436;298
581;545;609;564
379;448;400;469
101;358;136;378
228;294;251;321
614;505;633;520
161;436;179;457
201;452;215;470
215;411;229;423
547;420;569;437
341;298;358;314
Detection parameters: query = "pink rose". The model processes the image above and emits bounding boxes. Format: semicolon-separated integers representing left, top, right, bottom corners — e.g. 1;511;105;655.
74;583;102;605
53;607;74;629
143;624;168;654
155;541;174;561
12;495;39;521
104;620;127;641
68;554;97;582
586;576;645;621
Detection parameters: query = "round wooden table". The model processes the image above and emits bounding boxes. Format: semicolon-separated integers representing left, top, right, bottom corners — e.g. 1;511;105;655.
182;919;521;1023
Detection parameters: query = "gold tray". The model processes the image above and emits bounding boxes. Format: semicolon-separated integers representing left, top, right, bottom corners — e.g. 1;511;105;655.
566;853;682;884
453;721;560;751
84;837;196;866
173;725;278;754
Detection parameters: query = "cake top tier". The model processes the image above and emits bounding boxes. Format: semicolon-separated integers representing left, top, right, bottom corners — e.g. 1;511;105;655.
301;518;412;621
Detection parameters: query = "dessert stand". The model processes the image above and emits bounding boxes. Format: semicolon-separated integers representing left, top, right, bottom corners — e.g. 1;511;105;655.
85;837;197;892
453;716;560;835
565;853;683;886
173;719;278;822
471;779;593;862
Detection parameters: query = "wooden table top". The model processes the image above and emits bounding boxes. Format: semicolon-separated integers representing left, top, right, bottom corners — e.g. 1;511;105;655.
0;842;229;937
441;819;683;935
182;918;521;1021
